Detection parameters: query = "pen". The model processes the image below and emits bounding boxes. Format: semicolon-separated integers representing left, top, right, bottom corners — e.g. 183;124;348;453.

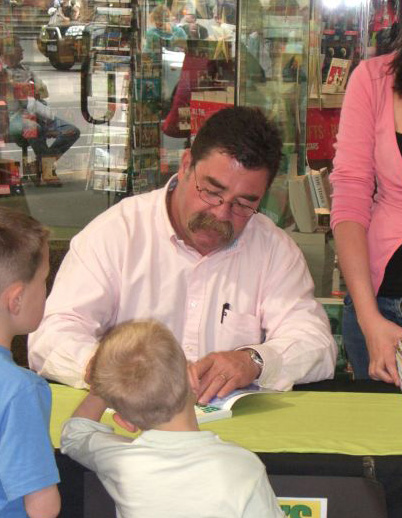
220;303;230;324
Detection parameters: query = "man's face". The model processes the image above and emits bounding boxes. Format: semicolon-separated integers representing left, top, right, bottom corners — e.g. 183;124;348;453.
169;149;269;256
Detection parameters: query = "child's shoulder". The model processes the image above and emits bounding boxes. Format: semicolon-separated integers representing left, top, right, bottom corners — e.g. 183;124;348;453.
212;436;265;469
0;355;50;406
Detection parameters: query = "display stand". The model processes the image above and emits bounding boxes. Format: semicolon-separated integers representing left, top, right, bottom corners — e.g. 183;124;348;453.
82;0;160;205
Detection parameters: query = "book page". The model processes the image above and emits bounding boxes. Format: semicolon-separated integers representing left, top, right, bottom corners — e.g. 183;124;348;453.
208;383;277;411
195;405;232;424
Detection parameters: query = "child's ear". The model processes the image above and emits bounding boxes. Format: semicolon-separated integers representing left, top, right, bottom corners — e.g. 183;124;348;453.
112;412;138;433
1;282;24;315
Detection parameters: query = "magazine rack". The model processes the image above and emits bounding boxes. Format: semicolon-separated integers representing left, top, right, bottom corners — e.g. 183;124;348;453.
82;0;161;203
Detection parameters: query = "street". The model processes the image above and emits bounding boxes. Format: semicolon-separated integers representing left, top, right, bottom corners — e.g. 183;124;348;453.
1;38;186;236
1;39;123;236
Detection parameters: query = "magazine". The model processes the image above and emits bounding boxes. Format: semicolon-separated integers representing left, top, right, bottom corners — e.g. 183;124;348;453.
195;383;276;424
322;58;351;93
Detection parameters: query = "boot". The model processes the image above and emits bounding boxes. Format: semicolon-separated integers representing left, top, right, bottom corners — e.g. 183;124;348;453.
38;156;62;187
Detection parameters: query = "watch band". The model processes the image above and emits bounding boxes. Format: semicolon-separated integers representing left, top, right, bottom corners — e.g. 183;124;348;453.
248;349;264;369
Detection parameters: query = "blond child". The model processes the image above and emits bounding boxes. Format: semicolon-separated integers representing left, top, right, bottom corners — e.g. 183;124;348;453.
60;319;285;518
0;208;60;518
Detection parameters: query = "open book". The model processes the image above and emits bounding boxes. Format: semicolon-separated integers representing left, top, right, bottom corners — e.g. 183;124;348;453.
195;383;275;424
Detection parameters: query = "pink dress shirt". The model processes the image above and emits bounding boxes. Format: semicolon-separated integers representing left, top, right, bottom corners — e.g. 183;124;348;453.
29;176;336;390
331;53;402;294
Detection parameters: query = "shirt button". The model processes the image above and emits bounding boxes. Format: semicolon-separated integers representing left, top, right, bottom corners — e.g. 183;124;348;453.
190;301;198;308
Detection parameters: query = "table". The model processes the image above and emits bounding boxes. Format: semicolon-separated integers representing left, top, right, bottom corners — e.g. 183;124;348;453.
51;381;401;517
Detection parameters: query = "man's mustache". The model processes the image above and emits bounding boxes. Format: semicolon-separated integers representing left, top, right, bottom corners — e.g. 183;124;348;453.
188;212;234;243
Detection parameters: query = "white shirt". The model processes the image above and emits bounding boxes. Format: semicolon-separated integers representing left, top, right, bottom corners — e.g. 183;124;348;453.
60;420;285;518
28;177;336;389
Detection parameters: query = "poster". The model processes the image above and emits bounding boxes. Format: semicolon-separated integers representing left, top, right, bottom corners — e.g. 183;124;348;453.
278;497;327;518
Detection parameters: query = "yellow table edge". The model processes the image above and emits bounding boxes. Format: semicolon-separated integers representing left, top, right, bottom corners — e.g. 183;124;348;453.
50;384;402;457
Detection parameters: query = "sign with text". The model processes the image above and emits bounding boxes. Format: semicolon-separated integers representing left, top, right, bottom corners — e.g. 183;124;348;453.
278;497;327;518
306;108;340;160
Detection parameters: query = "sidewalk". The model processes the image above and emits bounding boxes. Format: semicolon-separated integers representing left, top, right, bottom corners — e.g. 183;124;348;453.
21;37;49;66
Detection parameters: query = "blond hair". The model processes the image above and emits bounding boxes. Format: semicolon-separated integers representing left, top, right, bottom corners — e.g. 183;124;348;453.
0;207;49;293
150;4;171;24
91;320;189;430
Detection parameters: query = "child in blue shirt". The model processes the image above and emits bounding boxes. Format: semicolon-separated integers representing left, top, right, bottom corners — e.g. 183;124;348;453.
0;208;60;518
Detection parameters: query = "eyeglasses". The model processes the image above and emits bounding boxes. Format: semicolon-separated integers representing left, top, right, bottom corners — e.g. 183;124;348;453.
193;167;258;218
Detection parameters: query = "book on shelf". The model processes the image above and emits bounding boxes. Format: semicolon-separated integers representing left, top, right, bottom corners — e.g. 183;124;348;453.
195;383;276;424
322;58;351;94
306;169;320;209
306;167;331;210
288;174;318;233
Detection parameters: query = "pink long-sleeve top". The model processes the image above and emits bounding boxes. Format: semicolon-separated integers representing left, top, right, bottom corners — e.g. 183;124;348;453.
330;52;402;295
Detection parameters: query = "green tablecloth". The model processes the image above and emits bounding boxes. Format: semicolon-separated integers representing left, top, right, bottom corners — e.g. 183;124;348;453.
50;384;402;456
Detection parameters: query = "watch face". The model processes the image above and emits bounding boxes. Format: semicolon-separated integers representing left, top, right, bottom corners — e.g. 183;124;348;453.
250;350;263;366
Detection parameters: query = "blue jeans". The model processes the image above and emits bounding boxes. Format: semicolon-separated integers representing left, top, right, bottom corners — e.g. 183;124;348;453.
9;112;80;160
343;293;402;378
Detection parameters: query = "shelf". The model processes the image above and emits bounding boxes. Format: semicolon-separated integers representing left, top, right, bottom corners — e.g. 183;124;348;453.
93;23;131;28
96;7;131;15
308;93;345;109
92;47;130;52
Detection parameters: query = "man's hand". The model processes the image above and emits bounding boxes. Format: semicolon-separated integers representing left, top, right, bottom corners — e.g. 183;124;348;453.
362;315;402;386
194;350;260;405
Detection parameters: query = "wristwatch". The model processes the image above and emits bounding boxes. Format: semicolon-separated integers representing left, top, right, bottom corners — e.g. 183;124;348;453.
247;349;264;371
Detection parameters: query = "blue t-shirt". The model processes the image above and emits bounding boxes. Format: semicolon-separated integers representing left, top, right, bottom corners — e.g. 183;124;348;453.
0;346;60;517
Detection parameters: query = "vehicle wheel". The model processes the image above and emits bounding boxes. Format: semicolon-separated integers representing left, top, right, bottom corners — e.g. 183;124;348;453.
49;55;75;71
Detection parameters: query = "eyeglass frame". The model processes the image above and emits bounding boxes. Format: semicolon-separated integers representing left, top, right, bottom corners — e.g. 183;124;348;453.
192;166;259;218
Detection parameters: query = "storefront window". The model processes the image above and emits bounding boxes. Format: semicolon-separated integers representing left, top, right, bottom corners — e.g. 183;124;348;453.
0;0;398;296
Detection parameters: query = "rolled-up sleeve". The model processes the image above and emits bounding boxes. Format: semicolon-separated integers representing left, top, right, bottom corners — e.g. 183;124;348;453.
240;231;337;391
28;219;123;388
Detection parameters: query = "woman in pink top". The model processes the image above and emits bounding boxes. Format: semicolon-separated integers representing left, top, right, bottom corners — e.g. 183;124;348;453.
331;36;402;386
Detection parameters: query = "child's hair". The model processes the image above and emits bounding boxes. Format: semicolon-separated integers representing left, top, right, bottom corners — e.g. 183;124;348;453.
91;320;190;430
0;208;49;292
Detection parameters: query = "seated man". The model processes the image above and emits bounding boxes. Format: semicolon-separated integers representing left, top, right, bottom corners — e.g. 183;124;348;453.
29;106;337;401
1;35;80;185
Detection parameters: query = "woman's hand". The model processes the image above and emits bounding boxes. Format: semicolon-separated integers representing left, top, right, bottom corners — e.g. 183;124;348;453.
362;314;402;385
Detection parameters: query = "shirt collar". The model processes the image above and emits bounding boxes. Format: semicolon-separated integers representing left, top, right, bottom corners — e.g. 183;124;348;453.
160;174;179;241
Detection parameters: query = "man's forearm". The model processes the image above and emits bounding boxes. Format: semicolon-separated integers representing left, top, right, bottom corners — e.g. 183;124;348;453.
72;393;108;422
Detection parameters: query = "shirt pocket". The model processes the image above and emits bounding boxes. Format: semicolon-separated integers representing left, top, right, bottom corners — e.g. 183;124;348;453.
218;309;262;350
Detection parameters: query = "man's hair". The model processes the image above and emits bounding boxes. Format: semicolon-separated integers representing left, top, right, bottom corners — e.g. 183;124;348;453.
190;106;283;186
0;208;49;292
91;320;190;430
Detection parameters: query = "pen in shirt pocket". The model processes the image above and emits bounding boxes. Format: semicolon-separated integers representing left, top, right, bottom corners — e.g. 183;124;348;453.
220;303;231;324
